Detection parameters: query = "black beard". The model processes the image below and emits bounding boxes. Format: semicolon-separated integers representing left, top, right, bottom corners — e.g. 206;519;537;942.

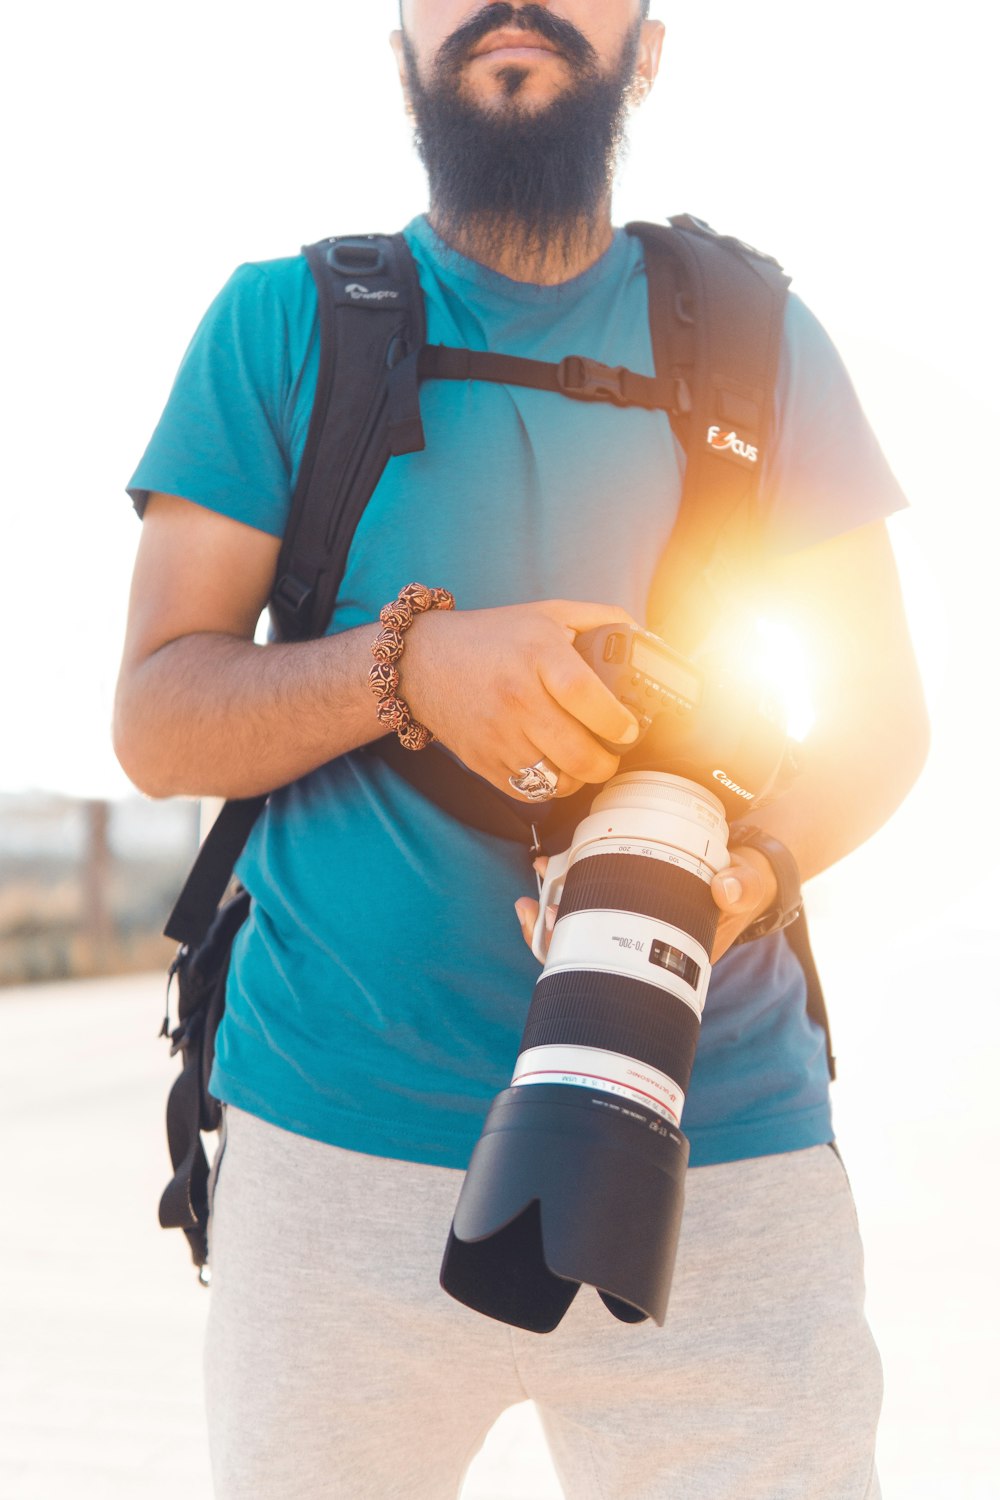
402;5;641;271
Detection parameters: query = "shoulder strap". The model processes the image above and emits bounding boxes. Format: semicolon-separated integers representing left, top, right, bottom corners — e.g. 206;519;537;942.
164;233;427;948
164;794;265;945
630;216;790;655
271;232;427;642
784;907;836;1080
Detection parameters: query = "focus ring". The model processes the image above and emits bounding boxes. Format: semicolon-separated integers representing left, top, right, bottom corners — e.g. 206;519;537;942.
556;855;719;957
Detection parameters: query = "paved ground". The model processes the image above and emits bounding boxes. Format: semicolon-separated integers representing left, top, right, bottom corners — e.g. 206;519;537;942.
1;865;997;1498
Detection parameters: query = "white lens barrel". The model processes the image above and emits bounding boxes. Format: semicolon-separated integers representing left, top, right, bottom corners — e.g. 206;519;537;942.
514;772;728;1133
541;909;709;1016
512;1044;686;1126
559;773;730;888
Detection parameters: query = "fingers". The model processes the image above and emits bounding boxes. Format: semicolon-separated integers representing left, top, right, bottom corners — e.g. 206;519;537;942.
708;851;778;962
502;680;623;798
710;863;768;918
507;766;586;802
399;599;638;797
545;599;641;638
711;848;777;919
514;898;536;945
510;706;622;790
514;896;556;958
538;651;640;751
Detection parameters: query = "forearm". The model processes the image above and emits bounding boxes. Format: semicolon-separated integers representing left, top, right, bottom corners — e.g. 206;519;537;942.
113;626;382;799
743;698;930;886
727;518;930;891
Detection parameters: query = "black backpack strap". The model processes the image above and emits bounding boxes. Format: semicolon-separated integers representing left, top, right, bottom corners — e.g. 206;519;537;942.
629;216;790;654
164;796;265;946
164;233;428;950
159;887;252;1273
271;233;428;643
630;220;833;1078
160;237;429;1272
783;908;836;1081
415;345;667;410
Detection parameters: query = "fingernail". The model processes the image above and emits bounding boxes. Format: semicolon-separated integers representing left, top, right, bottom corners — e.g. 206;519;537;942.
619;721;640;744
721;876;743;904
545;905;557;932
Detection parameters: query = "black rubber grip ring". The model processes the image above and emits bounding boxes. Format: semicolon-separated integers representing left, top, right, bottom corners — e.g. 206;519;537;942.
520;970;701;1094
556;853;719;955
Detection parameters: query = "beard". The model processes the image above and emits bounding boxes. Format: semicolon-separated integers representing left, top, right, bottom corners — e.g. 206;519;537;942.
401;4;642;270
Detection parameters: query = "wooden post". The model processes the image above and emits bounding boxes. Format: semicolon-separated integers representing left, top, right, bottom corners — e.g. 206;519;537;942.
82;799;113;973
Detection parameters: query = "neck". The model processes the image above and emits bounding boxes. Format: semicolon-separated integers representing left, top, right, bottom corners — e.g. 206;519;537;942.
427;200;615;286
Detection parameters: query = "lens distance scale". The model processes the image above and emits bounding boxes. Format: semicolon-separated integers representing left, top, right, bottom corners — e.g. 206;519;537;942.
512;1043;687;1126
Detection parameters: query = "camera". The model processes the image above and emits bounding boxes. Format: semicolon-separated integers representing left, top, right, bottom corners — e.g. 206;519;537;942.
439;623;794;1333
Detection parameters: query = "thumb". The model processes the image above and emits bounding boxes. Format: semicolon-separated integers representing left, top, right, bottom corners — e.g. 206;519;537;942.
711;862;767;917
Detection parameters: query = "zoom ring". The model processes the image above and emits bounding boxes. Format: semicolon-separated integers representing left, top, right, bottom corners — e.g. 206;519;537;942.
556;855;719;956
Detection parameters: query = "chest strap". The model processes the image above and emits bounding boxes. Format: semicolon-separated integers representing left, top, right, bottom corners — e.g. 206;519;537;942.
385;344;678;457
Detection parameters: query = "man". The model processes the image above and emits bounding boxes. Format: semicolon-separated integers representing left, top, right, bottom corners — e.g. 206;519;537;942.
115;3;928;1496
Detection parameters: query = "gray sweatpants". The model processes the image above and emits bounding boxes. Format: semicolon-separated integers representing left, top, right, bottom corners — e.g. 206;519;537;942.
204;1106;882;1500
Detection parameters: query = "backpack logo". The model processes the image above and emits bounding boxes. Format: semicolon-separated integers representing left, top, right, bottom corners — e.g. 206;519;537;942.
706;424;758;464
344;283;400;303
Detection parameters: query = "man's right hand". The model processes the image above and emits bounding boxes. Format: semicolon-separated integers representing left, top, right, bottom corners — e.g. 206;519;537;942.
401;599;641;798
114;494;640;802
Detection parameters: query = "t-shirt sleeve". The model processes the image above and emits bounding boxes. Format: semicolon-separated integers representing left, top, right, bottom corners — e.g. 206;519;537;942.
761;292;907;553
127;263;297;537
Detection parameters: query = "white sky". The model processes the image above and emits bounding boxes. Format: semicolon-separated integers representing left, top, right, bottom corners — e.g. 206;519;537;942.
1;0;996;818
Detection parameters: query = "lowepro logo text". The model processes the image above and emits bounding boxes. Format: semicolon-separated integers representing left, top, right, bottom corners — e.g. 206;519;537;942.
344;283;400;302
706;424;758;463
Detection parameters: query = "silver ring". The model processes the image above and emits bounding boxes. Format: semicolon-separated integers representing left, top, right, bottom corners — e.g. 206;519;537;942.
508;758;560;802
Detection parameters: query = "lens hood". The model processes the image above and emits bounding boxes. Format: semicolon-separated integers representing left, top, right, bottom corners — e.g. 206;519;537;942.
441;1084;689;1333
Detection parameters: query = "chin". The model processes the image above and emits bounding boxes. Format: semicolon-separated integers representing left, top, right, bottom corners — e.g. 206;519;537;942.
468;70;567;113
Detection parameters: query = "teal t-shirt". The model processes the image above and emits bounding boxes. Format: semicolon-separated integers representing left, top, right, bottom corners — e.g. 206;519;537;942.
129;216;905;1169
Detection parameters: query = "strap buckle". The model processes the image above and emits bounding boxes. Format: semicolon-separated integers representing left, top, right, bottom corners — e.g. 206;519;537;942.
272;572;313;618
556;355;629;406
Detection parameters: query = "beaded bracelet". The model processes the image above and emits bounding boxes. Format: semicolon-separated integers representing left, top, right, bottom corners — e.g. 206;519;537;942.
368;582;455;751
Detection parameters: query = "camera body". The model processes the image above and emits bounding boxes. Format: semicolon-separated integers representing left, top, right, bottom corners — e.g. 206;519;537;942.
439;622;795;1334
574;622;701;736
574;621;795;817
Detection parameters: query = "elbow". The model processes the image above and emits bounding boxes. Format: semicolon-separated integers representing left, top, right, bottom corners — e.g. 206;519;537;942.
112;733;175;802
112;685;178;801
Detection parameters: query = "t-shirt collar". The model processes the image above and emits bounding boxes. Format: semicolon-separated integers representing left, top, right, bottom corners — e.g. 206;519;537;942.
404;213;631;303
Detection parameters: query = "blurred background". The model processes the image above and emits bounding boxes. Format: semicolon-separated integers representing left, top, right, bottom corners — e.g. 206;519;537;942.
1;1;997;1496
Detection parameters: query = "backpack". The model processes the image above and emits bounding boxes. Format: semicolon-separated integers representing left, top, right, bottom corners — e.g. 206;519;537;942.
156;216;829;1277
